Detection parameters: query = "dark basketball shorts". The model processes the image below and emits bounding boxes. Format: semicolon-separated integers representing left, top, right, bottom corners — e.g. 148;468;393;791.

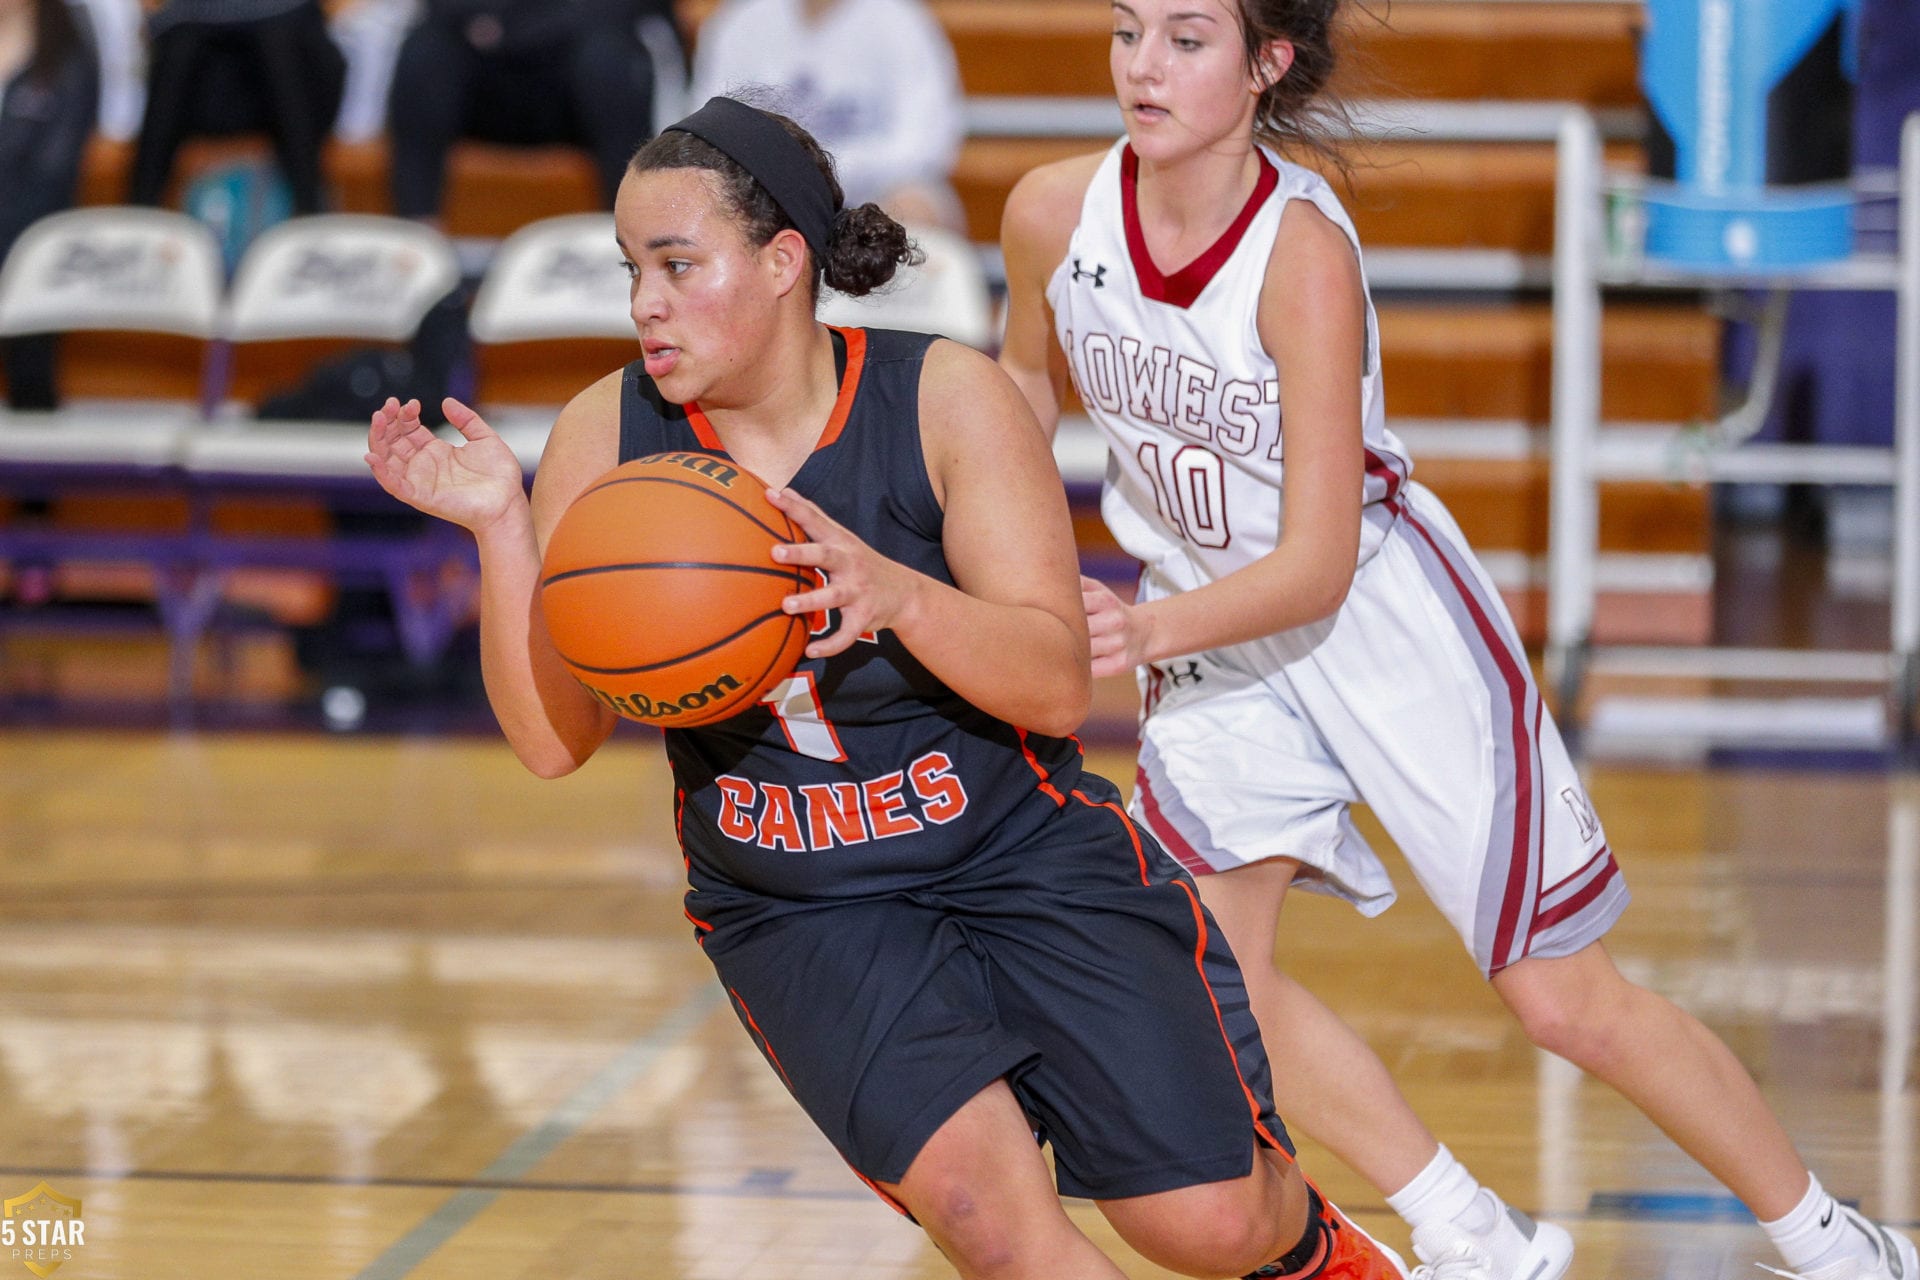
691;787;1294;1204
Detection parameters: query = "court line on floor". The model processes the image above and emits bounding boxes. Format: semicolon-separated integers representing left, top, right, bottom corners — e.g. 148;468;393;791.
0;1164;878;1202
4;1158;1913;1233
352;979;728;1280
0;873;666;905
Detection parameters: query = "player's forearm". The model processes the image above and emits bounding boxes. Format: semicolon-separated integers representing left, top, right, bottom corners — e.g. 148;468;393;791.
471;505;614;778
1134;550;1353;665
891;576;1091;737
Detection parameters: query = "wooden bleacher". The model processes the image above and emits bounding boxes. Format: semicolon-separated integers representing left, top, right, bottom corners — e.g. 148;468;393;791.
675;0;1642;103
80;1;1649;249
39;0;1709;659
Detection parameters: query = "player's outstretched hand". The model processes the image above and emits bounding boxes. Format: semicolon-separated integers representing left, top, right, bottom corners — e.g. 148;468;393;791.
767;486;918;659
1082;574;1148;678
365;397;526;533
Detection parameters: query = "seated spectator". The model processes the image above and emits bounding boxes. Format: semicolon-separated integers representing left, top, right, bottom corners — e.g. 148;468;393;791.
690;0;965;232
128;0;345;216
0;0;97;409
385;0;679;220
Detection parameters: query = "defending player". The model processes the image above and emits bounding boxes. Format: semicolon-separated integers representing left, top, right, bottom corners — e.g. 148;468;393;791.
997;3;1920;1278
367;96;1409;1280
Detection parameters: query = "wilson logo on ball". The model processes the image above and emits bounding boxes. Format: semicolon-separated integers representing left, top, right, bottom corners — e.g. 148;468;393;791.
654;451;742;488
582;674;745;722
539;453;812;729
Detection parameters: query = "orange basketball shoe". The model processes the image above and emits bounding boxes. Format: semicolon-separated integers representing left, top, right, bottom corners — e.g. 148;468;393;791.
1318;1194;1412;1280
1244;1185;1410;1280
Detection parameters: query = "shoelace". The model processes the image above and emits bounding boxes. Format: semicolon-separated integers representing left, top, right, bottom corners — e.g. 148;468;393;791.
1410;1243;1491;1280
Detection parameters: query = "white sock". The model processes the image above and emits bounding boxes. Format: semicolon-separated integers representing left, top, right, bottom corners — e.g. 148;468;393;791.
1386;1145;1490;1234
1760;1174;1870;1272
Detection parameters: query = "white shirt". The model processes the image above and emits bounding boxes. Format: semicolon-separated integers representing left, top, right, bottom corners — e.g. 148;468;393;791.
64;0;144;139
690;0;962;208
1047;141;1411;607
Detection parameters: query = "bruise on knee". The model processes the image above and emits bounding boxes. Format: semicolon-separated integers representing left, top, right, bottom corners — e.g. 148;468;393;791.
913;1180;1024;1275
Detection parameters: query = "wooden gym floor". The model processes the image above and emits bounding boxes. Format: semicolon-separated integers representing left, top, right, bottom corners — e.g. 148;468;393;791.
0;727;1913;1279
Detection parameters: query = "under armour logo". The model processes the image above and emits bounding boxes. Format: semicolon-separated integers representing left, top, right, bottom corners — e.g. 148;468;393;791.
1166;661;1203;687
1071;258;1107;287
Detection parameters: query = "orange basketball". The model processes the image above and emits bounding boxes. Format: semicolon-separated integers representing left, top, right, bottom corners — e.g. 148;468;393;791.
540;452;812;727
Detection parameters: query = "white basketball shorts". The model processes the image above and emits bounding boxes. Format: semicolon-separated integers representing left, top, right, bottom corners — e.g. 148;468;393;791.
1130;482;1627;976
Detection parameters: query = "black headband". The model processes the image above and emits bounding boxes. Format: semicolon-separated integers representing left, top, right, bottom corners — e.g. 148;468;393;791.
664;97;838;263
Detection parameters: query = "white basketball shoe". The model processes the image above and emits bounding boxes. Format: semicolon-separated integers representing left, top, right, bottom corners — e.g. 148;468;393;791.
1409;1191;1573;1280
1759;1207;1919;1280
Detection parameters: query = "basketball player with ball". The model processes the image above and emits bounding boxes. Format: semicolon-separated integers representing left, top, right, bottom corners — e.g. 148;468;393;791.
997;2;1918;1278
366;95;1407;1280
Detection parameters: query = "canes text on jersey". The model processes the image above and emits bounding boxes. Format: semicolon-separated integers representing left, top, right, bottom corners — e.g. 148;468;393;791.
715;751;970;851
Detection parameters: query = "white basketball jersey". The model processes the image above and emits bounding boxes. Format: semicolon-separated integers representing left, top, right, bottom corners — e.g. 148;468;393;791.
1047;142;1412;610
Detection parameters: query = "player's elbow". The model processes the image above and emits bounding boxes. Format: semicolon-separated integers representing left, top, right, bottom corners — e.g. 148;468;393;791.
516;744;585;780
1307;569;1353;624
1027;666;1093;738
1268;568;1352;635
508;725;604;779
1026;701;1090;740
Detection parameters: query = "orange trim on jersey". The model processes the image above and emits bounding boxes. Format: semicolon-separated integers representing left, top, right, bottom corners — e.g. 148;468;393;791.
815;326;867;449
1170;876;1290;1157
1071;788;1150;885
684;905;715;942
684;404;725;450
683;326;869;456
729;986;794;1091
848;1164;912;1217
1015;729;1067;807
1068;784;1288;1157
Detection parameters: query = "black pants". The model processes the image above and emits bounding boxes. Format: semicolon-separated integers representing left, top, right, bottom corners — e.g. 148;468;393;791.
386;21;655;218
1;336;57;410
130;3;346;214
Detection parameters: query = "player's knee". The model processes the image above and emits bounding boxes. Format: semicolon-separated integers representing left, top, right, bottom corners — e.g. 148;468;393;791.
1191;1201;1287;1276
1509;978;1624;1069
1109;1185;1282;1277
910;1179;1023;1276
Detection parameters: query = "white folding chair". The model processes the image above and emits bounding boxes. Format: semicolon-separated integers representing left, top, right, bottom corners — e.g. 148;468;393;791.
184;213;460;478
0;208;227;699
468;213;637;471
817;225;995;351
0;206;222;471
179;215;474;672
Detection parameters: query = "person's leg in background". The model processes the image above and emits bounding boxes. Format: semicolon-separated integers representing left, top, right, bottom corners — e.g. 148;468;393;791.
127;20;215;204
242;1;345;214
385;18;480;221
564;25;656;206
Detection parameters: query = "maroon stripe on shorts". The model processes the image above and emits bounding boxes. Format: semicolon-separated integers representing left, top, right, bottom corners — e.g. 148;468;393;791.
1390;495;1541;971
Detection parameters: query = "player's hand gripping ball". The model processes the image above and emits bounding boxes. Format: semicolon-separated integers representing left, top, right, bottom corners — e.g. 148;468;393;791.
540;452;815;726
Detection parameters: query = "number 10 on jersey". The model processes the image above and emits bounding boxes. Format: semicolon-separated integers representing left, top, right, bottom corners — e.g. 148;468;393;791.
1139;442;1231;549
